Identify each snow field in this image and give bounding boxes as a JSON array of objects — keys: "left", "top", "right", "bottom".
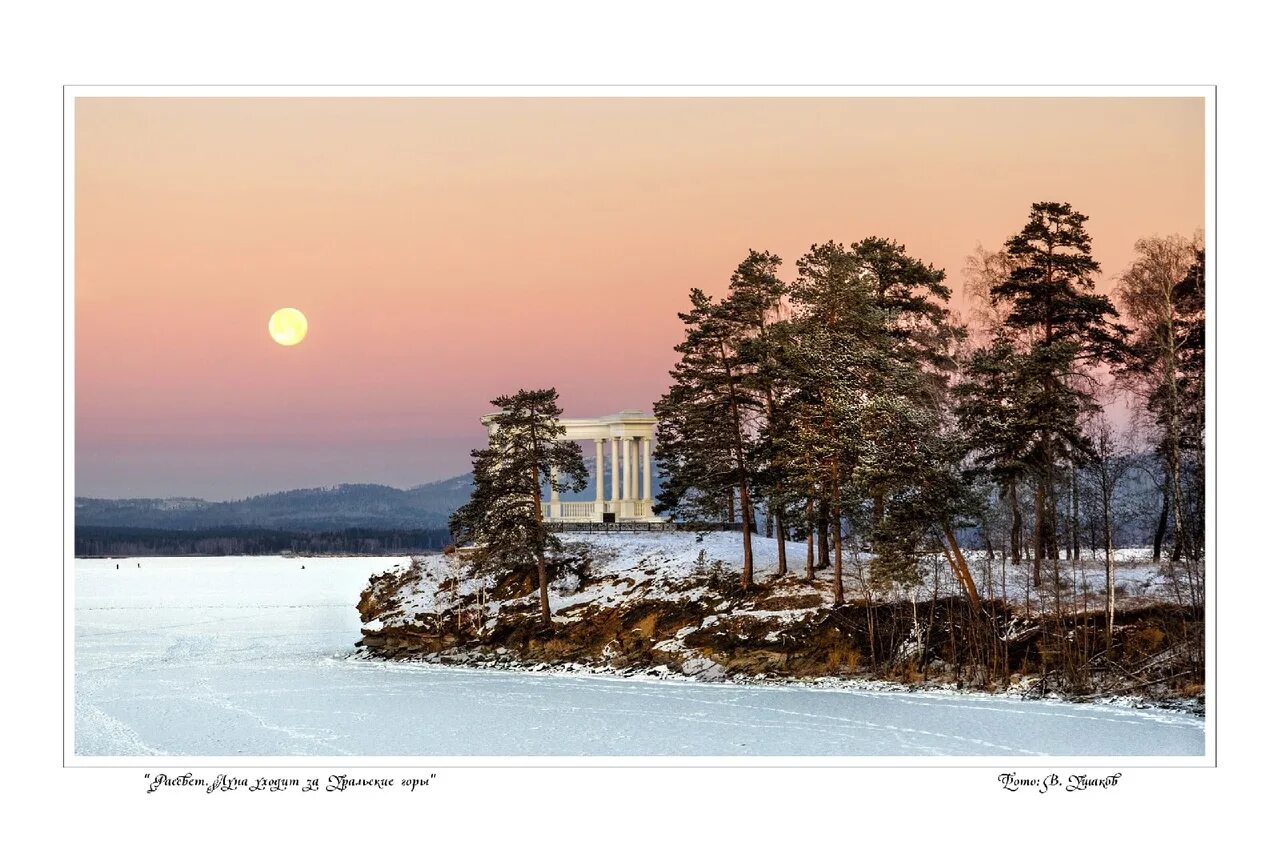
[{"left": 74, "top": 545, "right": 1203, "bottom": 756}]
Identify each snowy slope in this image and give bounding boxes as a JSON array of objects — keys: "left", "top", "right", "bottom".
[{"left": 371, "top": 532, "right": 1180, "bottom": 631}]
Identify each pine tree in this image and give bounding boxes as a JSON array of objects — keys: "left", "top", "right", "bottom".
[
  {"left": 654, "top": 288, "right": 760, "bottom": 587},
  {"left": 958, "top": 244, "right": 1036, "bottom": 566},
  {"left": 768, "top": 343, "right": 828, "bottom": 582},
  {"left": 847, "top": 237, "right": 965, "bottom": 578},
  {"left": 787, "top": 241, "right": 890, "bottom": 605},
  {"left": 990, "top": 202, "right": 1125, "bottom": 584},
  {"left": 723, "top": 249, "right": 792, "bottom": 576},
  {"left": 448, "top": 388, "right": 587, "bottom": 629},
  {"left": 860, "top": 395, "right": 981, "bottom": 609},
  {"left": 954, "top": 334, "right": 1037, "bottom": 565},
  {"left": 852, "top": 235, "right": 959, "bottom": 382}
]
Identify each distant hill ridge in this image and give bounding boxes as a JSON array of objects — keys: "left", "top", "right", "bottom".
[
  {"left": 76, "top": 476, "right": 474, "bottom": 532},
  {"left": 75, "top": 460, "right": 619, "bottom": 532}
]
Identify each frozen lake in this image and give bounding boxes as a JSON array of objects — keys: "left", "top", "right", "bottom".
[{"left": 74, "top": 556, "right": 1205, "bottom": 757}]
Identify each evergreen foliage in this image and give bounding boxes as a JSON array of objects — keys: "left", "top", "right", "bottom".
[
  {"left": 449, "top": 388, "right": 587, "bottom": 628},
  {"left": 987, "top": 201, "right": 1127, "bottom": 581},
  {"left": 653, "top": 286, "right": 761, "bottom": 587},
  {"left": 442, "top": 200, "right": 1205, "bottom": 687},
  {"left": 440, "top": 201, "right": 1204, "bottom": 662}
]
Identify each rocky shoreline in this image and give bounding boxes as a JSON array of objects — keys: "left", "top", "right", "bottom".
[
  {"left": 349, "top": 645, "right": 1205, "bottom": 717},
  {"left": 355, "top": 532, "right": 1204, "bottom": 713}
]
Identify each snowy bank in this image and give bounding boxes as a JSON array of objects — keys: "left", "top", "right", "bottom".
[{"left": 355, "top": 532, "right": 1203, "bottom": 708}]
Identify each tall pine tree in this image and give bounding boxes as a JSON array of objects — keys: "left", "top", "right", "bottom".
[
  {"left": 990, "top": 201, "right": 1124, "bottom": 584},
  {"left": 449, "top": 388, "right": 587, "bottom": 629},
  {"left": 723, "top": 250, "right": 792, "bottom": 576},
  {"left": 848, "top": 237, "right": 965, "bottom": 578},
  {"left": 787, "top": 241, "right": 890, "bottom": 605},
  {"left": 954, "top": 334, "right": 1037, "bottom": 564},
  {"left": 654, "top": 288, "right": 760, "bottom": 587}
]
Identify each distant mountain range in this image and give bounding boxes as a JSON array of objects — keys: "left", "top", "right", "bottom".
[
  {"left": 76, "top": 476, "right": 475, "bottom": 532},
  {"left": 75, "top": 460, "right": 630, "bottom": 532}
]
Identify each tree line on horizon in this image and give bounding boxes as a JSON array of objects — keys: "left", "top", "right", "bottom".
[{"left": 75, "top": 525, "right": 453, "bottom": 557}]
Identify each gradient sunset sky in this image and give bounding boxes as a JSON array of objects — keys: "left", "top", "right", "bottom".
[{"left": 75, "top": 96, "right": 1205, "bottom": 499}]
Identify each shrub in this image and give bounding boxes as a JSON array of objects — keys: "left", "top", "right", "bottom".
[
  {"left": 1124, "top": 624, "right": 1166, "bottom": 664},
  {"left": 825, "top": 646, "right": 861, "bottom": 673}
]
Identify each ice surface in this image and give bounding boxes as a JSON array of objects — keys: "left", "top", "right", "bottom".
[{"left": 74, "top": 554, "right": 1204, "bottom": 757}]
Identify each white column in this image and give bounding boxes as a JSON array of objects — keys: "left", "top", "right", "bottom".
[
  {"left": 629, "top": 438, "right": 638, "bottom": 501},
  {"left": 610, "top": 437, "right": 619, "bottom": 506},
  {"left": 595, "top": 439, "right": 605, "bottom": 502},
  {"left": 642, "top": 436, "right": 652, "bottom": 502},
  {"left": 549, "top": 464, "right": 560, "bottom": 519},
  {"left": 622, "top": 438, "right": 633, "bottom": 507},
  {"left": 594, "top": 438, "right": 605, "bottom": 518}
]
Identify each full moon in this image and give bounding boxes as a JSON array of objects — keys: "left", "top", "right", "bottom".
[{"left": 268, "top": 307, "right": 308, "bottom": 346}]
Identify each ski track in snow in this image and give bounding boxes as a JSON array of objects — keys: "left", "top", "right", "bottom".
[
  {"left": 76, "top": 700, "right": 163, "bottom": 756},
  {"left": 73, "top": 553, "right": 1205, "bottom": 757}
]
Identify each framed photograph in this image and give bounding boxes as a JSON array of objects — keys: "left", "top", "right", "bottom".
[{"left": 67, "top": 87, "right": 1211, "bottom": 769}]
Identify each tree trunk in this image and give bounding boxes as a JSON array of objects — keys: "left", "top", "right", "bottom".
[
  {"left": 817, "top": 500, "right": 830, "bottom": 568},
  {"left": 1167, "top": 455, "right": 1187, "bottom": 564},
  {"left": 537, "top": 552, "right": 551, "bottom": 629},
  {"left": 1047, "top": 481, "right": 1060, "bottom": 563},
  {"left": 1045, "top": 473, "right": 1061, "bottom": 584},
  {"left": 1034, "top": 282, "right": 1054, "bottom": 584},
  {"left": 1032, "top": 480, "right": 1045, "bottom": 586},
  {"left": 756, "top": 320, "right": 787, "bottom": 581},
  {"left": 830, "top": 465, "right": 844, "bottom": 606},
  {"left": 1009, "top": 482, "right": 1022, "bottom": 565},
  {"left": 1070, "top": 462, "right": 1081, "bottom": 562},
  {"left": 1153, "top": 480, "right": 1169, "bottom": 561},
  {"left": 532, "top": 464, "right": 551, "bottom": 629},
  {"left": 1164, "top": 294, "right": 1190, "bottom": 570},
  {"left": 716, "top": 336, "right": 754, "bottom": 589},
  {"left": 1190, "top": 448, "right": 1206, "bottom": 567},
  {"left": 1168, "top": 455, "right": 1183, "bottom": 562},
  {"left": 805, "top": 495, "right": 816, "bottom": 581},
  {"left": 775, "top": 509, "right": 788, "bottom": 577},
  {"left": 738, "top": 481, "right": 754, "bottom": 589},
  {"left": 1103, "top": 490, "right": 1115, "bottom": 654},
  {"left": 942, "top": 522, "right": 981, "bottom": 612}
]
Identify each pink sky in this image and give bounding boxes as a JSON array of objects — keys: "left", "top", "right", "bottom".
[{"left": 75, "top": 97, "right": 1205, "bottom": 499}]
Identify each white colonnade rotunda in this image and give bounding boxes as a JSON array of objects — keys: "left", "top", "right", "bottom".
[{"left": 481, "top": 410, "right": 664, "bottom": 522}]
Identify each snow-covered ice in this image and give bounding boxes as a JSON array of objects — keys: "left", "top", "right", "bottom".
[{"left": 74, "top": 554, "right": 1204, "bottom": 757}]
